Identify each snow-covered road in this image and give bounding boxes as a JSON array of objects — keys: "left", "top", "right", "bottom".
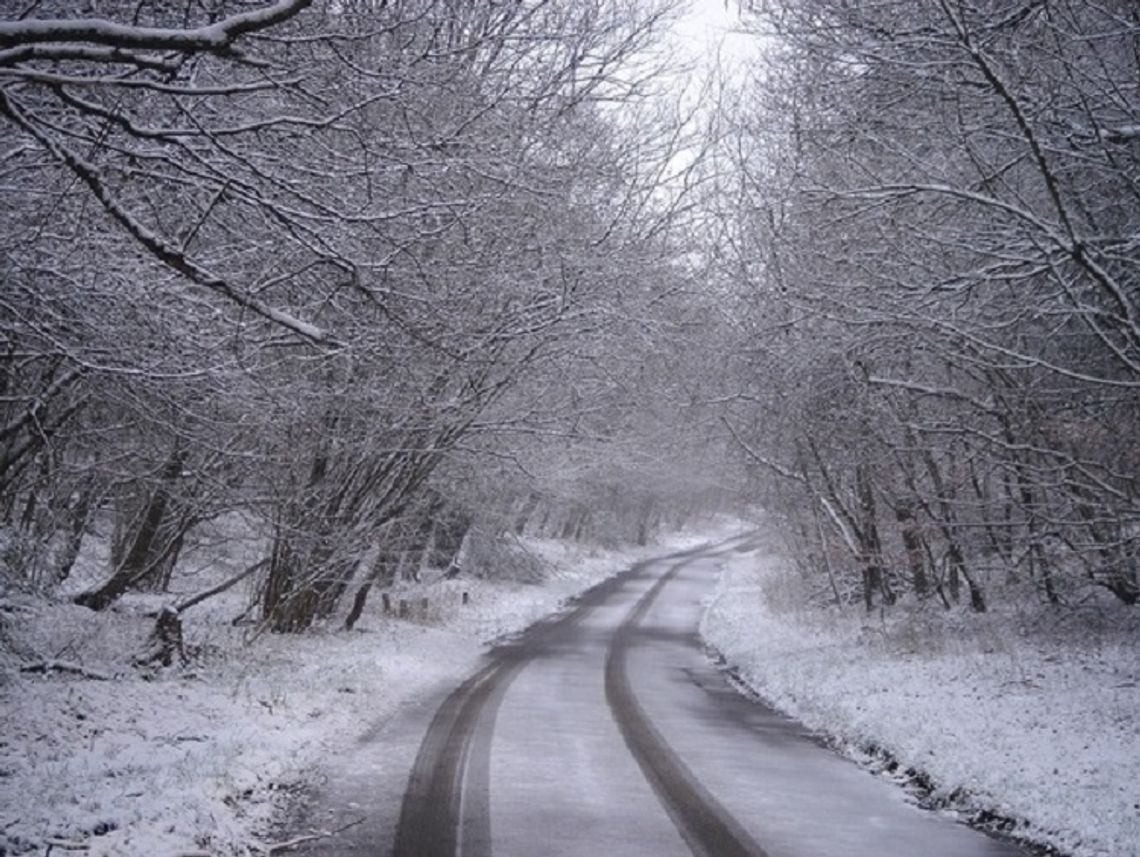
[{"left": 300, "top": 537, "right": 1031, "bottom": 856}]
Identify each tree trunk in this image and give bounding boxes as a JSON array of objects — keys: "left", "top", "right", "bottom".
[
  {"left": 343, "top": 581, "right": 373, "bottom": 631},
  {"left": 895, "top": 500, "right": 928, "bottom": 598},
  {"left": 345, "top": 540, "right": 401, "bottom": 631},
  {"left": 75, "top": 471, "right": 190, "bottom": 612},
  {"left": 134, "top": 606, "right": 185, "bottom": 667},
  {"left": 855, "top": 464, "right": 892, "bottom": 610},
  {"left": 635, "top": 498, "right": 654, "bottom": 546},
  {"left": 512, "top": 492, "right": 540, "bottom": 536},
  {"left": 918, "top": 449, "right": 984, "bottom": 611},
  {"left": 52, "top": 483, "right": 99, "bottom": 584}
]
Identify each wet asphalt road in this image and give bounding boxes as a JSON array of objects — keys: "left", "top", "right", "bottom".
[{"left": 296, "top": 537, "right": 1032, "bottom": 857}]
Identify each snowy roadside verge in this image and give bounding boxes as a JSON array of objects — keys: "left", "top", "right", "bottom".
[
  {"left": 0, "top": 532, "right": 710, "bottom": 857},
  {"left": 699, "top": 543, "right": 1140, "bottom": 857}
]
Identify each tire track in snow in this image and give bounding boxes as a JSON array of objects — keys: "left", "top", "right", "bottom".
[
  {"left": 391, "top": 538, "right": 750, "bottom": 857},
  {"left": 604, "top": 556, "right": 771, "bottom": 857},
  {"left": 391, "top": 654, "right": 522, "bottom": 857},
  {"left": 390, "top": 552, "right": 680, "bottom": 857}
]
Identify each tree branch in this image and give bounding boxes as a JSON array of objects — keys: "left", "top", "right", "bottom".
[
  {"left": 0, "top": 0, "right": 313, "bottom": 52},
  {"left": 0, "top": 88, "right": 338, "bottom": 346},
  {"left": 720, "top": 416, "right": 806, "bottom": 483}
]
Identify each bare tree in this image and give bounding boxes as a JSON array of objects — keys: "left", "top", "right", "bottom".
[{"left": 717, "top": 0, "right": 1140, "bottom": 610}]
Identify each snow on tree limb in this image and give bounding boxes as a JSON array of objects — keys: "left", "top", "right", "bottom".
[
  {"left": 0, "top": 0, "right": 313, "bottom": 52},
  {"left": 0, "top": 87, "right": 337, "bottom": 346}
]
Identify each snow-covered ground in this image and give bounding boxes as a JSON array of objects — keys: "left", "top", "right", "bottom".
[
  {"left": 10, "top": 521, "right": 1128, "bottom": 857},
  {"left": 701, "top": 540, "right": 1140, "bottom": 857},
  {"left": 0, "top": 529, "right": 712, "bottom": 857}
]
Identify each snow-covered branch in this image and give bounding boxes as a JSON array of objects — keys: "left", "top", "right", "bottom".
[
  {"left": 720, "top": 417, "right": 805, "bottom": 484},
  {"left": 0, "top": 0, "right": 312, "bottom": 53},
  {"left": 0, "top": 88, "right": 336, "bottom": 346}
]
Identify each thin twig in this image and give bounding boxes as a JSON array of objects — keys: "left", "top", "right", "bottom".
[{"left": 254, "top": 816, "right": 366, "bottom": 854}]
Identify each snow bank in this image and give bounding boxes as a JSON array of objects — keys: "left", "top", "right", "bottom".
[
  {"left": 700, "top": 543, "right": 1140, "bottom": 857},
  {"left": 0, "top": 530, "right": 709, "bottom": 856}
]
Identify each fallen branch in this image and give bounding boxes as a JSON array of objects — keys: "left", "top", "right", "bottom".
[
  {"left": 253, "top": 816, "right": 365, "bottom": 854},
  {"left": 44, "top": 838, "right": 89, "bottom": 853},
  {"left": 20, "top": 660, "right": 111, "bottom": 681},
  {"left": 175, "top": 558, "right": 269, "bottom": 614}
]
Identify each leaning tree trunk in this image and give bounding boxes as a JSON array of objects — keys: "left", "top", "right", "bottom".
[
  {"left": 75, "top": 453, "right": 191, "bottom": 610},
  {"left": 431, "top": 508, "right": 471, "bottom": 574},
  {"left": 810, "top": 496, "right": 843, "bottom": 606},
  {"left": 52, "top": 481, "right": 100, "bottom": 585},
  {"left": 634, "top": 498, "right": 654, "bottom": 546},
  {"left": 344, "top": 541, "right": 402, "bottom": 631},
  {"left": 919, "top": 449, "right": 986, "bottom": 613}
]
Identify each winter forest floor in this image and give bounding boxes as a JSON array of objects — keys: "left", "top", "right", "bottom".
[
  {"left": 702, "top": 538, "right": 1140, "bottom": 857},
  {"left": 2, "top": 524, "right": 1137, "bottom": 857}
]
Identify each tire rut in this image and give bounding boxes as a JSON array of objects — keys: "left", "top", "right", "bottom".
[
  {"left": 390, "top": 538, "right": 752, "bottom": 857},
  {"left": 390, "top": 553, "right": 670, "bottom": 856},
  {"left": 392, "top": 656, "right": 523, "bottom": 857},
  {"left": 604, "top": 556, "right": 771, "bottom": 857}
]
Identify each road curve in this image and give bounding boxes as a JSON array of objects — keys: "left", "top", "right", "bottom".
[
  {"left": 391, "top": 541, "right": 719, "bottom": 857},
  {"left": 295, "top": 537, "right": 1033, "bottom": 857},
  {"left": 385, "top": 536, "right": 1031, "bottom": 857}
]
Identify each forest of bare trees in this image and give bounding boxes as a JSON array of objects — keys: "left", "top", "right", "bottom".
[
  {"left": 1, "top": 0, "right": 728, "bottom": 638},
  {"left": 719, "top": 0, "right": 1139, "bottom": 612},
  {"left": 2, "top": 0, "right": 1137, "bottom": 647}
]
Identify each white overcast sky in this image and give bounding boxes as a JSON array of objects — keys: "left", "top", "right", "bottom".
[{"left": 667, "top": 0, "right": 754, "bottom": 70}]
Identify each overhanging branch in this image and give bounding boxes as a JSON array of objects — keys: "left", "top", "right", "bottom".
[{"left": 0, "top": 0, "right": 313, "bottom": 52}]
